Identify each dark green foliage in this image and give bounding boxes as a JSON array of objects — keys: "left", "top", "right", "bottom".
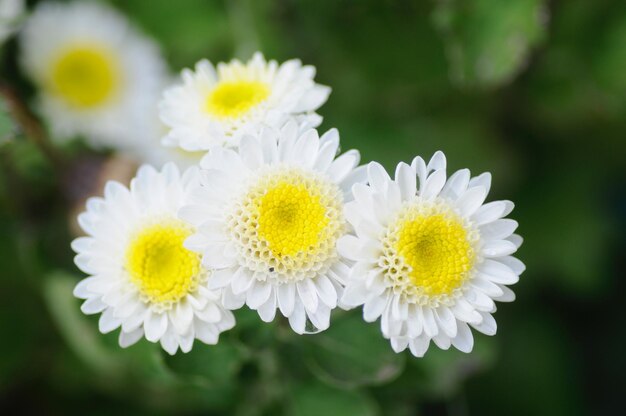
[{"left": 1, "top": 0, "right": 623, "bottom": 415}]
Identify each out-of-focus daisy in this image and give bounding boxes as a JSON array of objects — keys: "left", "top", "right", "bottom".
[
  {"left": 159, "top": 52, "right": 330, "bottom": 151},
  {"left": 72, "top": 164, "right": 235, "bottom": 354},
  {"left": 0, "top": 0, "right": 24, "bottom": 44},
  {"left": 19, "top": 1, "right": 166, "bottom": 149},
  {"left": 180, "top": 121, "right": 366, "bottom": 333},
  {"left": 339, "top": 152, "right": 524, "bottom": 356}
]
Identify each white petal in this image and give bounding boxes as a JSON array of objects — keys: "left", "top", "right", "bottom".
[
  {"left": 480, "top": 219, "right": 518, "bottom": 241},
  {"left": 277, "top": 283, "right": 296, "bottom": 317},
  {"left": 408, "top": 335, "right": 430, "bottom": 357},
  {"left": 367, "top": 162, "right": 390, "bottom": 192},
  {"left": 98, "top": 308, "right": 121, "bottom": 334},
  {"left": 420, "top": 169, "right": 446, "bottom": 200},
  {"left": 247, "top": 280, "right": 272, "bottom": 309},
  {"left": 435, "top": 307, "right": 457, "bottom": 338},
  {"left": 297, "top": 279, "right": 319, "bottom": 313},
  {"left": 469, "top": 172, "right": 491, "bottom": 195},
  {"left": 363, "top": 293, "right": 389, "bottom": 322},
  {"left": 222, "top": 285, "right": 246, "bottom": 309},
  {"left": 314, "top": 275, "right": 338, "bottom": 309},
  {"left": 451, "top": 322, "right": 474, "bottom": 353},
  {"left": 471, "top": 312, "right": 497, "bottom": 336},
  {"left": 457, "top": 187, "right": 488, "bottom": 217},
  {"left": 258, "top": 291, "right": 277, "bottom": 322},
  {"left": 327, "top": 150, "right": 360, "bottom": 182},
  {"left": 118, "top": 328, "right": 143, "bottom": 348},
  {"left": 395, "top": 162, "right": 416, "bottom": 201},
  {"left": 80, "top": 297, "right": 107, "bottom": 314},
  {"left": 482, "top": 240, "right": 518, "bottom": 257},
  {"left": 433, "top": 333, "right": 452, "bottom": 350},
  {"left": 341, "top": 282, "right": 371, "bottom": 307},
  {"left": 451, "top": 299, "right": 482, "bottom": 324},
  {"left": 231, "top": 268, "right": 255, "bottom": 295},
  {"left": 498, "top": 256, "right": 526, "bottom": 275},
  {"left": 441, "top": 169, "right": 470, "bottom": 200},
  {"left": 427, "top": 151, "right": 447, "bottom": 171},
  {"left": 478, "top": 259, "right": 519, "bottom": 285},
  {"left": 144, "top": 312, "right": 168, "bottom": 342},
  {"left": 421, "top": 307, "right": 439, "bottom": 337},
  {"left": 208, "top": 268, "right": 234, "bottom": 290},
  {"left": 288, "top": 301, "right": 306, "bottom": 334},
  {"left": 160, "top": 331, "right": 179, "bottom": 355},
  {"left": 171, "top": 301, "right": 194, "bottom": 334},
  {"left": 494, "top": 286, "right": 516, "bottom": 302},
  {"left": 390, "top": 337, "right": 410, "bottom": 353},
  {"left": 202, "top": 243, "right": 237, "bottom": 268}
]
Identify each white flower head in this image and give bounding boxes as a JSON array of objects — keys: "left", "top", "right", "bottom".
[
  {"left": 159, "top": 52, "right": 331, "bottom": 151},
  {"left": 339, "top": 151, "right": 524, "bottom": 357},
  {"left": 0, "top": 0, "right": 24, "bottom": 44},
  {"left": 72, "top": 163, "right": 235, "bottom": 354},
  {"left": 20, "top": 1, "right": 167, "bottom": 149},
  {"left": 180, "top": 121, "right": 367, "bottom": 334}
]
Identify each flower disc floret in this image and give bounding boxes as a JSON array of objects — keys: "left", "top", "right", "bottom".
[
  {"left": 380, "top": 199, "right": 478, "bottom": 307},
  {"left": 126, "top": 218, "right": 204, "bottom": 309},
  {"left": 226, "top": 166, "right": 344, "bottom": 283}
]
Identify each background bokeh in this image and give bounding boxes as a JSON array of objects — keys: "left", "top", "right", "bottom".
[{"left": 1, "top": 0, "right": 625, "bottom": 415}]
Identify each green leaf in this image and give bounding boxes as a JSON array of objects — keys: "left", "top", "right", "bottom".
[
  {"left": 303, "top": 311, "right": 405, "bottom": 388},
  {"left": 433, "top": 0, "right": 548, "bottom": 87},
  {"left": 43, "top": 271, "right": 173, "bottom": 386},
  {"left": 290, "top": 381, "right": 378, "bottom": 416},
  {"left": 164, "top": 339, "right": 248, "bottom": 386},
  {"left": 412, "top": 335, "right": 497, "bottom": 398}
]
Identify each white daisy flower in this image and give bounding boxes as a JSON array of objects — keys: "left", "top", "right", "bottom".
[
  {"left": 19, "top": 1, "right": 166, "bottom": 149},
  {"left": 0, "top": 0, "right": 24, "bottom": 44},
  {"left": 72, "top": 163, "right": 235, "bottom": 354},
  {"left": 159, "top": 52, "right": 331, "bottom": 151},
  {"left": 179, "top": 121, "right": 367, "bottom": 334},
  {"left": 338, "top": 151, "right": 524, "bottom": 357}
]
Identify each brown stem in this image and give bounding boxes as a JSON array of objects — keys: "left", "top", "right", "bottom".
[{"left": 0, "top": 82, "right": 64, "bottom": 173}]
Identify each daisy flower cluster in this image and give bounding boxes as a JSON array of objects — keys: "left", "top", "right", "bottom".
[{"left": 15, "top": 2, "right": 523, "bottom": 356}]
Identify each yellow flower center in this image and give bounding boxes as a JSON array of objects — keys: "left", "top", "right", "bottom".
[
  {"left": 227, "top": 168, "right": 343, "bottom": 282},
  {"left": 205, "top": 81, "right": 270, "bottom": 119},
  {"left": 381, "top": 201, "right": 477, "bottom": 305},
  {"left": 258, "top": 183, "right": 330, "bottom": 257},
  {"left": 125, "top": 219, "right": 202, "bottom": 306},
  {"left": 51, "top": 45, "right": 119, "bottom": 108},
  {"left": 396, "top": 214, "right": 474, "bottom": 296}
]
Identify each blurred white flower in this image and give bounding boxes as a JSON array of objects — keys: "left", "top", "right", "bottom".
[
  {"left": 159, "top": 52, "right": 330, "bottom": 151},
  {"left": 179, "top": 121, "right": 366, "bottom": 334},
  {"left": 19, "top": 1, "right": 167, "bottom": 149},
  {"left": 339, "top": 152, "right": 524, "bottom": 357},
  {"left": 72, "top": 163, "right": 235, "bottom": 354},
  {"left": 0, "top": 0, "right": 23, "bottom": 44}
]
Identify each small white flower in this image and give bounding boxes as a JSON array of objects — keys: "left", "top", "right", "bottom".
[
  {"left": 339, "top": 151, "right": 524, "bottom": 357},
  {"left": 179, "top": 121, "right": 367, "bottom": 334},
  {"left": 72, "top": 163, "right": 235, "bottom": 354},
  {"left": 19, "top": 1, "right": 166, "bottom": 149},
  {"left": 0, "top": 0, "right": 24, "bottom": 44},
  {"left": 159, "top": 52, "right": 331, "bottom": 151}
]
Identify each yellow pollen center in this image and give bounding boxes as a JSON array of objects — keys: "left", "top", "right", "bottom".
[
  {"left": 205, "top": 81, "right": 270, "bottom": 118},
  {"left": 395, "top": 213, "right": 474, "bottom": 297},
  {"left": 257, "top": 182, "right": 329, "bottom": 258},
  {"left": 227, "top": 168, "right": 343, "bottom": 281},
  {"left": 126, "top": 220, "right": 202, "bottom": 305},
  {"left": 51, "top": 46, "right": 119, "bottom": 108}
]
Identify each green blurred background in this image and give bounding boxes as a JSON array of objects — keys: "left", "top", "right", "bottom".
[{"left": 1, "top": 0, "right": 625, "bottom": 415}]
